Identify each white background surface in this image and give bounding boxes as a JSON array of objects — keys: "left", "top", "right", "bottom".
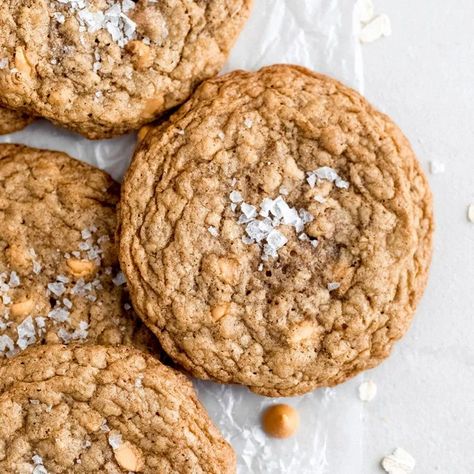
[
  {"left": 1, "top": 0, "right": 473, "bottom": 472},
  {"left": 360, "top": 1, "right": 474, "bottom": 472}
]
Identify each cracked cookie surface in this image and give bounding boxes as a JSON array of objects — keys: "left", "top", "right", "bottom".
[
  {"left": 0, "top": 144, "right": 159, "bottom": 358},
  {"left": 0, "top": 106, "right": 33, "bottom": 135},
  {"left": 0, "top": 0, "right": 252, "bottom": 139},
  {"left": 0, "top": 344, "right": 236, "bottom": 473},
  {"left": 120, "top": 65, "right": 434, "bottom": 397}
]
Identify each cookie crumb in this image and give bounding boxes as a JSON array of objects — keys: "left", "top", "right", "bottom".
[
  {"left": 360, "top": 14, "right": 392, "bottom": 43},
  {"left": 358, "top": 380, "right": 377, "bottom": 401},
  {"left": 381, "top": 448, "right": 416, "bottom": 473},
  {"left": 429, "top": 161, "right": 445, "bottom": 175},
  {"left": 467, "top": 204, "right": 474, "bottom": 223}
]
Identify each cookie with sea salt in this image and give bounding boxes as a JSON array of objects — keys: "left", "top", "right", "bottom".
[
  {"left": 0, "top": 344, "right": 236, "bottom": 473},
  {"left": 0, "top": 106, "right": 33, "bottom": 135},
  {"left": 119, "top": 65, "right": 434, "bottom": 397},
  {"left": 0, "top": 0, "right": 252, "bottom": 139},
  {"left": 0, "top": 144, "right": 159, "bottom": 358}
]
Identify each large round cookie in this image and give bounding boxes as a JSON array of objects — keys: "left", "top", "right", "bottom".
[
  {"left": 0, "top": 106, "right": 33, "bottom": 135},
  {"left": 0, "top": 0, "right": 252, "bottom": 139},
  {"left": 0, "top": 344, "right": 236, "bottom": 473},
  {"left": 0, "top": 144, "right": 158, "bottom": 358},
  {"left": 119, "top": 65, "right": 434, "bottom": 397}
]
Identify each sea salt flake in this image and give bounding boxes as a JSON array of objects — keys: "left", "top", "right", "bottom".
[
  {"left": 0, "top": 58, "right": 9, "bottom": 69},
  {"left": 48, "top": 307, "right": 70, "bottom": 323},
  {"left": 35, "top": 317, "right": 46, "bottom": 329},
  {"left": 359, "top": 380, "right": 377, "bottom": 401},
  {"left": 266, "top": 230, "right": 288, "bottom": 250},
  {"left": 108, "top": 432, "right": 123, "bottom": 450},
  {"left": 100, "top": 420, "right": 110, "bottom": 432},
  {"left": 241, "top": 203, "right": 257, "bottom": 219},
  {"left": 229, "top": 191, "right": 243, "bottom": 203},
  {"left": 9, "top": 272, "right": 20, "bottom": 287},
  {"left": 208, "top": 226, "right": 219, "bottom": 237},
  {"left": 48, "top": 282, "right": 66, "bottom": 297},
  {"left": 259, "top": 197, "right": 275, "bottom": 217},
  {"left": 81, "top": 228, "right": 92, "bottom": 240},
  {"left": 335, "top": 177, "right": 350, "bottom": 189},
  {"left": 17, "top": 316, "right": 36, "bottom": 350},
  {"left": 112, "top": 272, "right": 127, "bottom": 286},
  {"left": 32, "top": 466, "right": 48, "bottom": 474},
  {"left": 0, "top": 335, "right": 14, "bottom": 353},
  {"left": 310, "top": 239, "right": 319, "bottom": 248},
  {"left": 279, "top": 186, "right": 289, "bottom": 195},
  {"left": 381, "top": 448, "right": 416, "bottom": 474},
  {"left": 327, "top": 282, "right": 340, "bottom": 292},
  {"left": 32, "top": 454, "right": 43, "bottom": 465},
  {"left": 309, "top": 173, "right": 321, "bottom": 190},
  {"left": 33, "top": 261, "right": 42, "bottom": 274}
]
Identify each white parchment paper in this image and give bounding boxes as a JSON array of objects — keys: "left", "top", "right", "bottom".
[{"left": 0, "top": 2, "right": 364, "bottom": 472}]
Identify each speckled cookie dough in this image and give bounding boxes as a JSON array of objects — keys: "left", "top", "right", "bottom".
[
  {"left": 0, "top": 144, "right": 159, "bottom": 358},
  {"left": 0, "top": 0, "right": 252, "bottom": 139},
  {"left": 119, "top": 65, "right": 434, "bottom": 397},
  {"left": 0, "top": 344, "right": 236, "bottom": 473},
  {"left": 0, "top": 106, "right": 33, "bottom": 135}
]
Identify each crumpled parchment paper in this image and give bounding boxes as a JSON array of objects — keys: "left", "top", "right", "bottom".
[{"left": 0, "top": 1, "right": 364, "bottom": 472}]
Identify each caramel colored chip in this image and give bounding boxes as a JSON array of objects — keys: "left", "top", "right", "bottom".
[
  {"left": 262, "top": 404, "right": 300, "bottom": 439},
  {"left": 114, "top": 442, "right": 144, "bottom": 472}
]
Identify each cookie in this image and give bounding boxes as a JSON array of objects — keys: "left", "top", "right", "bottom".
[
  {"left": 0, "top": 106, "right": 33, "bottom": 135},
  {"left": 119, "top": 65, "right": 434, "bottom": 397},
  {"left": 0, "top": 344, "right": 236, "bottom": 473},
  {"left": 0, "top": 0, "right": 252, "bottom": 139},
  {"left": 0, "top": 144, "right": 159, "bottom": 358}
]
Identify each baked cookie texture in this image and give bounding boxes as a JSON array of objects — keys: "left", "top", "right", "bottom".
[
  {"left": 0, "top": 144, "right": 159, "bottom": 359},
  {"left": 0, "top": 106, "right": 33, "bottom": 135},
  {"left": 0, "top": 0, "right": 252, "bottom": 139},
  {"left": 120, "top": 65, "right": 434, "bottom": 397},
  {"left": 0, "top": 344, "right": 236, "bottom": 473}
]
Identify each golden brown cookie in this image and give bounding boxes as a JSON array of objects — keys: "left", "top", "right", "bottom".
[
  {"left": 0, "top": 106, "right": 33, "bottom": 135},
  {"left": 0, "top": 144, "right": 159, "bottom": 358},
  {"left": 119, "top": 65, "right": 434, "bottom": 397},
  {"left": 0, "top": 344, "right": 236, "bottom": 473},
  {"left": 0, "top": 0, "right": 252, "bottom": 139}
]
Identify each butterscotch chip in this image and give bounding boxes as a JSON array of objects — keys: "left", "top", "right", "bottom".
[
  {"left": 114, "top": 441, "right": 145, "bottom": 472},
  {"left": 0, "top": 1, "right": 252, "bottom": 139},
  {"left": 262, "top": 404, "right": 300, "bottom": 438},
  {"left": 0, "top": 345, "right": 236, "bottom": 473},
  {"left": 119, "top": 65, "right": 434, "bottom": 397},
  {"left": 66, "top": 258, "right": 97, "bottom": 278},
  {"left": 0, "top": 144, "right": 159, "bottom": 358},
  {"left": 0, "top": 106, "right": 33, "bottom": 135}
]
